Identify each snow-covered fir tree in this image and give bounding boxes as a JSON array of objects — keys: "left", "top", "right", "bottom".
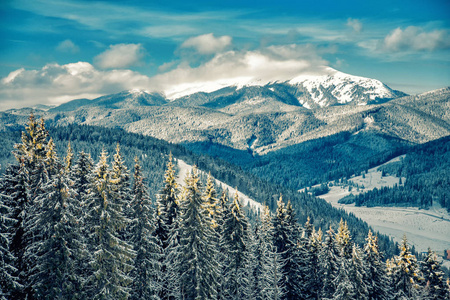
[
  {"left": 221, "top": 191, "right": 251, "bottom": 299},
  {"left": 129, "top": 157, "right": 162, "bottom": 300},
  {"left": 14, "top": 114, "right": 50, "bottom": 299},
  {"left": 250, "top": 205, "right": 284, "bottom": 300},
  {"left": 420, "top": 248, "right": 449, "bottom": 300},
  {"left": 70, "top": 151, "right": 94, "bottom": 207},
  {"left": 272, "top": 196, "right": 302, "bottom": 300},
  {"left": 29, "top": 158, "right": 86, "bottom": 299},
  {"left": 0, "top": 174, "right": 21, "bottom": 300},
  {"left": 155, "top": 153, "right": 179, "bottom": 300},
  {"left": 308, "top": 226, "right": 323, "bottom": 299},
  {"left": 363, "top": 230, "right": 389, "bottom": 300},
  {"left": 386, "top": 235, "right": 423, "bottom": 299},
  {"left": 84, "top": 149, "right": 135, "bottom": 300},
  {"left": 319, "top": 226, "right": 340, "bottom": 299},
  {"left": 173, "top": 167, "right": 220, "bottom": 300}
]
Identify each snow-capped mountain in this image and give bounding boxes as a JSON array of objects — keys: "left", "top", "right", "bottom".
[
  {"left": 166, "top": 68, "right": 406, "bottom": 109},
  {"left": 287, "top": 69, "right": 406, "bottom": 108},
  {"left": 44, "top": 68, "right": 406, "bottom": 112}
]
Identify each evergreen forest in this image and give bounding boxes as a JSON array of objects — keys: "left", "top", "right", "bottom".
[{"left": 1, "top": 115, "right": 450, "bottom": 299}]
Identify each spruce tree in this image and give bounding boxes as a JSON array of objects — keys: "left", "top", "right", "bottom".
[
  {"left": 64, "top": 142, "right": 74, "bottom": 173},
  {"left": 0, "top": 174, "right": 21, "bottom": 299},
  {"left": 71, "top": 151, "right": 94, "bottom": 207},
  {"left": 155, "top": 153, "right": 179, "bottom": 249},
  {"left": 155, "top": 153, "right": 179, "bottom": 300},
  {"left": 309, "top": 227, "right": 323, "bottom": 299},
  {"left": 129, "top": 157, "right": 162, "bottom": 300},
  {"left": 221, "top": 191, "right": 251, "bottom": 299},
  {"left": 30, "top": 160, "right": 85, "bottom": 299},
  {"left": 174, "top": 167, "right": 219, "bottom": 300},
  {"left": 14, "top": 114, "right": 50, "bottom": 299},
  {"left": 319, "top": 226, "right": 340, "bottom": 299},
  {"left": 272, "top": 196, "right": 302, "bottom": 300},
  {"left": 387, "top": 235, "right": 423, "bottom": 299},
  {"left": 349, "top": 244, "right": 369, "bottom": 300},
  {"left": 250, "top": 205, "right": 284, "bottom": 300},
  {"left": 420, "top": 248, "right": 448, "bottom": 299},
  {"left": 85, "top": 149, "right": 135, "bottom": 300},
  {"left": 363, "top": 230, "right": 389, "bottom": 300}
]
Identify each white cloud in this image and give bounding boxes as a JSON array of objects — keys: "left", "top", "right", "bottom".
[
  {"left": 152, "top": 44, "right": 329, "bottom": 99},
  {"left": 0, "top": 44, "right": 331, "bottom": 109},
  {"left": 0, "top": 62, "right": 152, "bottom": 110},
  {"left": 383, "top": 26, "right": 450, "bottom": 51},
  {"left": 181, "top": 33, "right": 232, "bottom": 54},
  {"left": 346, "top": 18, "right": 362, "bottom": 33},
  {"left": 56, "top": 39, "right": 80, "bottom": 53},
  {"left": 94, "top": 44, "right": 145, "bottom": 69}
]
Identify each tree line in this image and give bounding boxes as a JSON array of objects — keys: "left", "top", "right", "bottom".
[{"left": 1, "top": 115, "right": 449, "bottom": 299}]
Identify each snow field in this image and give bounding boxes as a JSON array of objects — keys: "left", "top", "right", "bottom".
[
  {"left": 318, "top": 155, "right": 450, "bottom": 253},
  {"left": 176, "top": 159, "right": 263, "bottom": 213}
]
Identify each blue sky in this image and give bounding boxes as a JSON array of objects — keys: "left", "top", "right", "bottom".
[{"left": 1, "top": 0, "right": 449, "bottom": 109}]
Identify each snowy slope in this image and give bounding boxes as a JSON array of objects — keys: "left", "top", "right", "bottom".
[
  {"left": 317, "top": 155, "right": 450, "bottom": 253},
  {"left": 176, "top": 159, "right": 263, "bottom": 213},
  {"left": 289, "top": 68, "right": 403, "bottom": 107},
  {"left": 165, "top": 67, "right": 405, "bottom": 108}
]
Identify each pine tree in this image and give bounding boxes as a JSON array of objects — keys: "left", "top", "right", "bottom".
[
  {"left": 387, "top": 235, "right": 423, "bottom": 299},
  {"left": 85, "top": 149, "right": 135, "bottom": 300},
  {"left": 30, "top": 160, "right": 85, "bottom": 299},
  {"left": 333, "top": 258, "right": 356, "bottom": 300},
  {"left": 0, "top": 174, "right": 21, "bottom": 300},
  {"left": 250, "top": 205, "right": 284, "bottom": 300},
  {"left": 420, "top": 248, "right": 448, "bottom": 299},
  {"left": 155, "top": 153, "right": 179, "bottom": 249},
  {"left": 155, "top": 153, "right": 180, "bottom": 300},
  {"left": 221, "top": 191, "right": 251, "bottom": 299},
  {"left": 363, "top": 230, "right": 389, "bottom": 300},
  {"left": 71, "top": 151, "right": 93, "bottom": 204},
  {"left": 203, "top": 173, "right": 220, "bottom": 230},
  {"left": 110, "top": 144, "right": 132, "bottom": 220},
  {"left": 336, "top": 219, "right": 352, "bottom": 259},
  {"left": 272, "top": 196, "right": 302, "bottom": 300},
  {"left": 319, "top": 226, "right": 340, "bottom": 299},
  {"left": 349, "top": 244, "right": 369, "bottom": 300},
  {"left": 174, "top": 167, "right": 219, "bottom": 300},
  {"left": 309, "top": 227, "right": 323, "bottom": 299},
  {"left": 13, "top": 114, "right": 50, "bottom": 299},
  {"left": 64, "top": 142, "right": 74, "bottom": 173},
  {"left": 129, "top": 157, "right": 162, "bottom": 300}
]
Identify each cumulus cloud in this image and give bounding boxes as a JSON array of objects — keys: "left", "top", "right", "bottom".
[
  {"left": 181, "top": 33, "right": 232, "bottom": 54},
  {"left": 0, "top": 62, "right": 152, "bottom": 110},
  {"left": 0, "top": 44, "right": 331, "bottom": 109},
  {"left": 56, "top": 39, "right": 80, "bottom": 53},
  {"left": 346, "top": 18, "right": 362, "bottom": 33},
  {"left": 94, "top": 43, "right": 145, "bottom": 69},
  {"left": 152, "top": 44, "right": 329, "bottom": 99},
  {"left": 383, "top": 26, "right": 450, "bottom": 51}
]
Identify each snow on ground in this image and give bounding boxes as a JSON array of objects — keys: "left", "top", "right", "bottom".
[
  {"left": 317, "top": 155, "right": 450, "bottom": 254},
  {"left": 176, "top": 159, "right": 263, "bottom": 213},
  {"left": 319, "top": 186, "right": 450, "bottom": 253},
  {"left": 348, "top": 155, "right": 405, "bottom": 191}
]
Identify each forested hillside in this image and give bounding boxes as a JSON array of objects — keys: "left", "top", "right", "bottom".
[
  {"left": 1, "top": 114, "right": 449, "bottom": 299},
  {"left": 0, "top": 120, "right": 392, "bottom": 252},
  {"left": 350, "top": 136, "right": 450, "bottom": 211}
]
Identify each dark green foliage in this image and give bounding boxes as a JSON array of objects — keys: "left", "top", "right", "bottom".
[
  {"left": 354, "top": 136, "right": 450, "bottom": 211},
  {"left": 129, "top": 158, "right": 162, "bottom": 300}
]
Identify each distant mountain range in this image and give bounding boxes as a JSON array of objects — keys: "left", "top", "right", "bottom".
[{"left": 1, "top": 71, "right": 448, "bottom": 188}]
